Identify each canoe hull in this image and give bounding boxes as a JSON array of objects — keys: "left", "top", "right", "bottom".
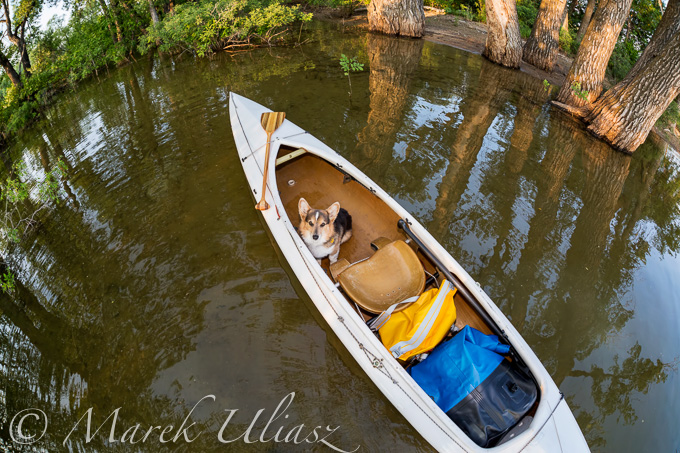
[{"left": 229, "top": 92, "right": 589, "bottom": 452}]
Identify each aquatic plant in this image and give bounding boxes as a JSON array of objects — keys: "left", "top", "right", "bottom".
[{"left": 339, "top": 54, "right": 364, "bottom": 97}]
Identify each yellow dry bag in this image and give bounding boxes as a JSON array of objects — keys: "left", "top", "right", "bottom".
[{"left": 369, "top": 280, "right": 457, "bottom": 360}]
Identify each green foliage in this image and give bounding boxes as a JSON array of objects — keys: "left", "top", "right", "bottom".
[
  {"left": 474, "top": 0, "right": 485, "bottom": 23},
  {"left": 143, "top": 0, "right": 312, "bottom": 57},
  {"left": 59, "top": 7, "right": 127, "bottom": 82},
  {"left": 657, "top": 101, "right": 680, "bottom": 129},
  {"left": 302, "top": 0, "right": 366, "bottom": 15},
  {"left": 1, "top": 270, "right": 15, "bottom": 293},
  {"left": 606, "top": 40, "right": 639, "bottom": 83},
  {"left": 451, "top": 5, "right": 474, "bottom": 20},
  {"left": 423, "top": 0, "right": 484, "bottom": 20},
  {"left": 559, "top": 26, "right": 576, "bottom": 55},
  {"left": 516, "top": 0, "right": 539, "bottom": 38},
  {"left": 570, "top": 81, "right": 589, "bottom": 101},
  {"left": 625, "top": 0, "right": 663, "bottom": 49}
]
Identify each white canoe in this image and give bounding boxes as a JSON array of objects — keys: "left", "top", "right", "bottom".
[{"left": 229, "top": 92, "right": 589, "bottom": 452}]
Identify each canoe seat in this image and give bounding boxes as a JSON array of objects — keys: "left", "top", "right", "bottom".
[{"left": 330, "top": 239, "right": 426, "bottom": 314}]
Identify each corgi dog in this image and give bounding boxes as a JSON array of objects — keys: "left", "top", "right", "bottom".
[{"left": 298, "top": 198, "right": 352, "bottom": 264}]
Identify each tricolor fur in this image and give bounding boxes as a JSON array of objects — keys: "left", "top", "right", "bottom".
[{"left": 298, "top": 198, "right": 352, "bottom": 264}]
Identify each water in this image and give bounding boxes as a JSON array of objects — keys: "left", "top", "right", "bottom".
[{"left": 1, "top": 22, "right": 679, "bottom": 452}]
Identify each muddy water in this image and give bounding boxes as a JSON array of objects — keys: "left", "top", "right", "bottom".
[{"left": 1, "top": 22, "right": 679, "bottom": 452}]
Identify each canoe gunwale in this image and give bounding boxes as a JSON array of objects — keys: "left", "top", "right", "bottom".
[{"left": 229, "top": 92, "right": 587, "bottom": 452}]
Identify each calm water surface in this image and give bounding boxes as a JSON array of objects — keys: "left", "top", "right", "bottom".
[{"left": 1, "top": 22, "right": 679, "bottom": 452}]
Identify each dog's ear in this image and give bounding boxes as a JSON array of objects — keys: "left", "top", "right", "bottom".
[
  {"left": 327, "top": 202, "right": 340, "bottom": 223},
  {"left": 298, "top": 198, "right": 311, "bottom": 221}
]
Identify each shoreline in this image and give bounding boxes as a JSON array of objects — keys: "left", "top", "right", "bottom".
[{"left": 321, "top": 10, "right": 679, "bottom": 154}]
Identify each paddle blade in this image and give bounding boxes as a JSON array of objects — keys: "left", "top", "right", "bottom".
[{"left": 261, "top": 112, "right": 286, "bottom": 133}]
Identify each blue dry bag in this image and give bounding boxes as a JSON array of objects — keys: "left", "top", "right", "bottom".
[{"left": 410, "top": 326, "right": 537, "bottom": 447}]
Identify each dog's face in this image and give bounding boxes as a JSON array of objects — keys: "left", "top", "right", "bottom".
[{"left": 298, "top": 198, "right": 340, "bottom": 245}]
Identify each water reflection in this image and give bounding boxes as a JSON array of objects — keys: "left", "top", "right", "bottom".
[
  {"left": 0, "top": 22, "right": 679, "bottom": 452},
  {"left": 357, "top": 34, "right": 423, "bottom": 166}
]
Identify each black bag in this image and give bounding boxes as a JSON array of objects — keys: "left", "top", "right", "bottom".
[
  {"left": 445, "top": 359, "right": 537, "bottom": 447},
  {"left": 409, "top": 326, "right": 538, "bottom": 448}
]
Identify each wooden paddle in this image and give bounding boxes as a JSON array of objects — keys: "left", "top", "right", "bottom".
[{"left": 255, "top": 111, "right": 286, "bottom": 211}]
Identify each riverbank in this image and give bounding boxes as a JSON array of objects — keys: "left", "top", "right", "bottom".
[
  {"left": 422, "top": 13, "right": 680, "bottom": 153},
  {"left": 319, "top": 10, "right": 680, "bottom": 153},
  {"left": 424, "top": 13, "right": 573, "bottom": 88}
]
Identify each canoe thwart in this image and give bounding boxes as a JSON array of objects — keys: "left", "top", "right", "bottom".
[{"left": 275, "top": 148, "right": 307, "bottom": 167}]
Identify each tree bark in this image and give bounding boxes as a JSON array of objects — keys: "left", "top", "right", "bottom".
[
  {"left": 575, "top": 0, "right": 596, "bottom": 42},
  {"left": 147, "top": 0, "right": 162, "bottom": 47},
  {"left": 148, "top": 0, "right": 160, "bottom": 24},
  {"left": 0, "top": 51, "right": 23, "bottom": 88},
  {"left": 484, "top": 0, "right": 523, "bottom": 68},
  {"left": 8, "top": 37, "right": 32, "bottom": 76},
  {"left": 522, "top": 0, "right": 568, "bottom": 71},
  {"left": 556, "top": 0, "right": 632, "bottom": 106},
  {"left": 368, "top": 0, "right": 425, "bottom": 38},
  {"left": 580, "top": 32, "right": 680, "bottom": 152}
]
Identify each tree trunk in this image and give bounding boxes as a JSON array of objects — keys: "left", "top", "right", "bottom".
[
  {"left": 19, "top": 43, "right": 32, "bottom": 76},
  {"left": 575, "top": 0, "right": 596, "bottom": 41},
  {"left": 483, "top": 0, "right": 523, "bottom": 68},
  {"left": 147, "top": 0, "right": 162, "bottom": 47},
  {"left": 556, "top": 0, "right": 632, "bottom": 106},
  {"left": 579, "top": 25, "right": 680, "bottom": 152},
  {"left": 368, "top": 0, "right": 425, "bottom": 38},
  {"left": 148, "top": 0, "right": 160, "bottom": 24},
  {"left": 0, "top": 51, "right": 23, "bottom": 88},
  {"left": 8, "top": 32, "right": 32, "bottom": 77},
  {"left": 522, "top": 0, "right": 568, "bottom": 71}
]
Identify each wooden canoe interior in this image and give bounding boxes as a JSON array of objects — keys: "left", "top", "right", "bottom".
[
  {"left": 275, "top": 148, "right": 491, "bottom": 334},
  {"left": 275, "top": 147, "right": 492, "bottom": 339}
]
